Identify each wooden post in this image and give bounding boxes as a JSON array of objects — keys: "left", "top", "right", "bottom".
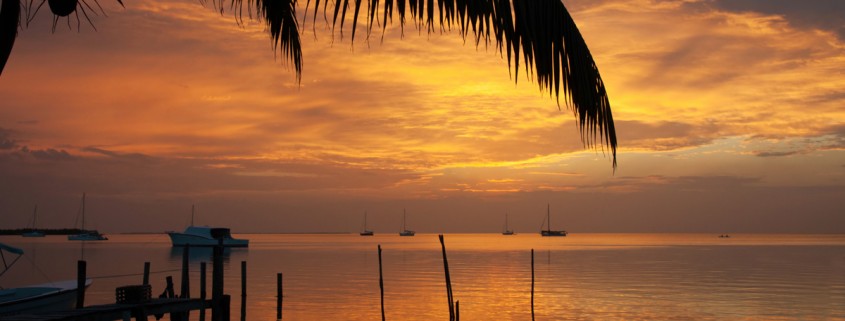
[
  {"left": 240, "top": 261, "right": 247, "bottom": 321},
  {"left": 165, "top": 276, "right": 176, "bottom": 298},
  {"left": 142, "top": 262, "right": 150, "bottom": 285},
  {"left": 439, "top": 234, "right": 454, "bottom": 321},
  {"left": 455, "top": 300, "right": 460, "bottom": 321},
  {"left": 200, "top": 262, "right": 207, "bottom": 321},
  {"left": 276, "top": 273, "right": 283, "bottom": 320},
  {"left": 211, "top": 239, "right": 224, "bottom": 321},
  {"left": 181, "top": 245, "right": 191, "bottom": 298},
  {"left": 531, "top": 249, "right": 535, "bottom": 321},
  {"left": 222, "top": 294, "right": 231, "bottom": 321},
  {"left": 378, "top": 245, "right": 385, "bottom": 321},
  {"left": 76, "top": 260, "right": 86, "bottom": 309}
]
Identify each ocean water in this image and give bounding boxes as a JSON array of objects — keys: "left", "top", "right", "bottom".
[{"left": 1, "top": 234, "right": 844, "bottom": 320}]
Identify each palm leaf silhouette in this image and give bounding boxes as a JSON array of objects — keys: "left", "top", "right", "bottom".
[{"left": 0, "top": 0, "right": 617, "bottom": 167}]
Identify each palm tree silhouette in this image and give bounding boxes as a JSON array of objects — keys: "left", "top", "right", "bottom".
[{"left": 0, "top": 0, "right": 616, "bottom": 167}]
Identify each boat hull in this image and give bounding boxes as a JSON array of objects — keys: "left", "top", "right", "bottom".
[
  {"left": 67, "top": 233, "right": 107, "bottom": 241},
  {"left": 0, "top": 279, "right": 91, "bottom": 316},
  {"left": 168, "top": 233, "right": 249, "bottom": 247},
  {"left": 541, "top": 230, "right": 567, "bottom": 237},
  {"left": 399, "top": 230, "right": 415, "bottom": 236},
  {"left": 21, "top": 231, "right": 45, "bottom": 237},
  {"left": 359, "top": 231, "right": 374, "bottom": 236}
]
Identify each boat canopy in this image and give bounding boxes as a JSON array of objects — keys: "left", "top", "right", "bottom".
[{"left": 0, "top": 243, "right": 24, "bottom": 255}]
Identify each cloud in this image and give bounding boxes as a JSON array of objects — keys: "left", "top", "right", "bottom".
[
  {"left": 708, "top": 0, "right": 845, "bottom": 40},
  {"left": 27, "top": 148, "right": 76, "bottom": 161},
  {"left": 0, "top": 128, "right": 18, "bottom": 150}
]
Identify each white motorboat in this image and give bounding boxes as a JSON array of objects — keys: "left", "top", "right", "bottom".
[
  {"left": 168, "top": 205, "right": 248, "bottom": 247},
  {"left": 168, "top": 226, "right": 249, "bottom": 247},
  {"left": 0, "top": 243, "right": 92, "bottom": 316}
]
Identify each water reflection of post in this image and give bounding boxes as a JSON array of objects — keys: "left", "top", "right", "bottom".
[{"left": 531, "top": 249, "right": 535, "bottom": 321}]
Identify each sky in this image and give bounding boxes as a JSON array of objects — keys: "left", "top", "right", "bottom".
[{"left": 0, "top": 0, "right": 843, "bottom": 234}]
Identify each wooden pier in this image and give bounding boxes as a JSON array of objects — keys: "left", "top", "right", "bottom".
[
  {"left": 3, "top": 242, "right": 233, "bottom": 321},
  {"left": 1, "top": 298, "right": 212, "bottom": 321}
]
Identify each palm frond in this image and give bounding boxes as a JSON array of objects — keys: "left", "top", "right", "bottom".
[
  {"left": 317, "top": 0, "right": 617, "bottom": 167},
  {"left": 0, "top": 0, "right": 20, "bottom": 76}
]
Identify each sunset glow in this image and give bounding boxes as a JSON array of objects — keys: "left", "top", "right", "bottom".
[{"left": 1, "top": 0, "right": 842, "bottom": 233}]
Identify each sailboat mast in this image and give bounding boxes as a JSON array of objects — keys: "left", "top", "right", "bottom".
[
  {"left": 364, "top": 211, "right": 368, "bottom": 230},
  {"left": 32, "top": 205, "right": 37, "bottom": 229},
  {"left": 403, "top": 208, "right": 406, "bottom": 231},
  {"left": 191, "top": 204, "right": 195, "bottom": 226},
  {"left": 547, "top": 204, "right": 550, "bottom": 233}
]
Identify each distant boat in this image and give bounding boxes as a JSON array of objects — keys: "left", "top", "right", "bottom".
[
  {"left": 359, "top": 211, "right": 374, "bottom": 236},
  {"left": 168, "top": 205, "right": 249, "bottom": 247},
  {"left": 0, "top": 243, "right": 92, "bottom": 316},
  {"left": 67, "top": 193, "right": 108, "bottom": 241},
  {"left": 399, "top": 209, "right": 415, "bottom": 236},
  {"left": 719, "top": 234, "right": 731, "bottom": 238},
  {"left": 540, "top": 204, "right": 567, "bottom": 237},
  {"left": 21, "top": 205, "right": 46, "bottom": 237},
  {"left": 502, "top": 213, "right": 514, "bottom": 235}
]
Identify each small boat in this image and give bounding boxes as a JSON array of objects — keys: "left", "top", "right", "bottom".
[
  {"left": 502, "top": 213, "right": 514, "bottom": 235},
  {"left": 21, "top": 205, "right": 46, "bottom": 238},
  {"left": 540, "top": 204, "right": 567, "bottom": 237},
  {"left": 399, "top": 209, "right": 415, "bottom": 236},
  {"left": 168, "top": 205, "right": 249, "bottom": 247},
  {"left": 67, "top": 193, "right": 108, "bottom": 241},
  {"left": 0, "top": 243, "right": 92, "bottom": 316},
  {"left": 359, "top": 211, "right": 374, "bottom": 236}
]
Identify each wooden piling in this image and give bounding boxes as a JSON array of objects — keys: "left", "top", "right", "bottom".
[
  {"left": 531, "top": 249, "right": 535, "bottom": 321},
  {"left": 222, "top": 295, "right": 231, "bottom": 321},
  {"left": 181, "top": 246, "right": 190, "bottom": 298},
  {"left": 276, "top": 273, "right": 283, "bottom": 320},
  {"left": 378, "top": 245, "right": 385, "bottom": 321},
  {"left": 76, "top": 260, "right": 86, "bottom": 309},
  {"left": 240, "top": 261, "right": 247, "bottom": 321},
  {"left": 455, "top": 300, "right": 460, "bottom": 321},
  {"left": 211, "top": 239, "right": 224, "bottom": 321},
  {"left": 142, "top": 262, "right": 150, "bottom": 285},
  {"left": 200, "top": 262, "right": 207, "bottom": 321},
  {"left": 165, "top": 276, "right": 176, "bottom": 298},
  {"left": 439, "top": 234, "right": 455, "bottom": 321}
]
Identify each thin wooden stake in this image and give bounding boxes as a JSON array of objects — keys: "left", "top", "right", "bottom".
[
  {"left": 531, "top": 248, "right": 535, "bottom": 321},
  {"left": 142, "top": 262, "right": 150, "bottom": 285},
  {"left": 181, "top": 246, "right": 190, "bottom": 298},
  {"left": 439, "top": 234, "right": 455, "bottom": 321},
  {"left": 276, "top": 273, "right": 283, "bottom": 320},
  {"left": 378, "top": 245, "right": 385, "bottom": 321},
  {"left": 240, "top": 261, "right": 247, "bottom": 321},
  {"left": 200, "top": 262, "right": 207, "bottom": 321}
]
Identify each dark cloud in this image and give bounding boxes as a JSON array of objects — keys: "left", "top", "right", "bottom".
[
  {"left": 28, "top": 148, "right": 76, "bottom": 161},
  {"left": 82, "top": 146, "right": 153, "bottom": 161},
  {"left": 0, "top": 128, "right": 17, "bottom": 150},
  {"left": 615, "top": 120, "right": 718, "bottom": 150},
  {"left": 755, "top": 151, "right": 800, "bottom": 157},
  {"left": 710, "top": 0, "right": 845, "bottom": 40}
]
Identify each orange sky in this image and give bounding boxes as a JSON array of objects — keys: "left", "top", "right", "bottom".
[{"left": 0, "top": 0, "right": 843, "bottom": 233}]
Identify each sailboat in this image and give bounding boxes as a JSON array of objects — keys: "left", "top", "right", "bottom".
[
  {"left": 67, "top": 193, "right": 108, "bottom": 241},
  {"left": 21, "top": 205, "right": 46, "bottom": 237},
  {"left": 502, "top": 213, "right": 514, "bottom": 235},
  {"left": 540, "top": 204, "right": 567, "bottom": 237},
  {"left": 399, "top": 209, "right": 415, "bottom": 236},
  {"left": 359, "top": 211, "right": 374, "bottom": 236}
]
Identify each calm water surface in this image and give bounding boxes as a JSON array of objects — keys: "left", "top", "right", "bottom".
[{"left": 1, "top": 234, "right": 844, "bottom": 320}]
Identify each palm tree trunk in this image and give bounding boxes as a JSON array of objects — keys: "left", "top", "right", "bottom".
[{"left": 0, "top": 0, "right": 20, "bottom": 76}]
